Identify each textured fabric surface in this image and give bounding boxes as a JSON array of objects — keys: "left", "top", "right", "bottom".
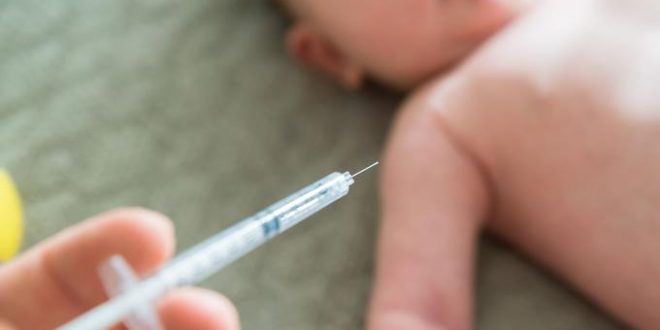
[{"left": 0, "top": 1, "right": 621, "bottom": 329}]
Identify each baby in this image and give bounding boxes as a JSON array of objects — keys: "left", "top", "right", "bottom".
[
  {"left": 279, "top": 0, "right": 660, "bottom": 329},
  {"left": 1, "top": 2, "right": 657, "bottom": 330}
]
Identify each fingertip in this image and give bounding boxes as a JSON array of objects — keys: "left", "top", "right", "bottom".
[
  {"left": 91, "top": 207, "right": 176, "bottom": 273},
  {"left": 40, "top": 207, "right": 176, "bottom": 304},
  {"left": 159, "top": 288, "right": 240, "bottom": 330}
]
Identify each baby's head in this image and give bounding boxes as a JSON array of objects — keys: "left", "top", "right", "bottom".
[{"left": 279, "top": 0, "right": 524, "bottom": 90}]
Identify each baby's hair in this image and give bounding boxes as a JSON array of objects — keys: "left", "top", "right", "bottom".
[
  {"left": 271, "top": 0, "right": 295, "bottom": 20},
  {"left": 271, "top": 0, "right": 286, "bottom": 12}
]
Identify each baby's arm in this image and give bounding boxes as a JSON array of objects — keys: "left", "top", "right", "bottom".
[{"left": 368, "top": 92, "right": 490, "bottom": 330}]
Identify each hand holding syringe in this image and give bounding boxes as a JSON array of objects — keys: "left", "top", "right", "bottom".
[{"left": 58, "top": 162, "right": 379, "bottom": 330}]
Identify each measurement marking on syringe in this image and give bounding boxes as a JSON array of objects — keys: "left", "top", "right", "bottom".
[{"left": 261, "top": 216, "right": 281, "bottom": 237}]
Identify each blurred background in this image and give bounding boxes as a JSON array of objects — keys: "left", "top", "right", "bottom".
[{"left": 0, "top": 0, "right": 622, "bottom": 329}]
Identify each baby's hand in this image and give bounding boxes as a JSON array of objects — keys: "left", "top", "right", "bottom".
[{"left": 0, "top": 209, "right": 240, "bottom": 330}]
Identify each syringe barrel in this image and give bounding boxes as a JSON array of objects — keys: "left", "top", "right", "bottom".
[
  {"left": 158, "top": 171, "right": 354, "bottom": 288},
  {"left": 57, "top": 171, "right": 356, "bottom": 330}
]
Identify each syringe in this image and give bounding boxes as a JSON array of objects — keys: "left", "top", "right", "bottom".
[{"left": 57, "top": 162, "right": 379, "bottom": 330}]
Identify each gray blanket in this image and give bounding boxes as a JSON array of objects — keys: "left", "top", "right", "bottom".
[{"left": 0, "top": 0, "right": 621, "bottom": 329}]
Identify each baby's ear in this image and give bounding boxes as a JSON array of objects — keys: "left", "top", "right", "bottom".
[{"left": 286, "top": 23, "right": 364, "bottom": 89}]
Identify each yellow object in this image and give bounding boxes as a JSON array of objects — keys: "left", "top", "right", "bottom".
[{"left": 0, "top": 170, "right": 23, "bottom": 262}]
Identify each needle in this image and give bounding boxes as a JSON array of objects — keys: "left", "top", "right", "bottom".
[{"left": 351, "top": 161, "right": 380, "bottom": 179}]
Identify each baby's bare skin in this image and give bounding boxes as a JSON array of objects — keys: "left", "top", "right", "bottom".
[{"left": 371, "top": 1, "right": 660, "bottom": 329}]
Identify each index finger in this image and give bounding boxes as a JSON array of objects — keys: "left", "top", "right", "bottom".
[{"left": 0, "top": 208, "right": 175, "bottom": 330}]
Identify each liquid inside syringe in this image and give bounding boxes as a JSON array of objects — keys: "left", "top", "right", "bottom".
[{"left": 58, "top": 162, "right": 378, "bottom": 330}]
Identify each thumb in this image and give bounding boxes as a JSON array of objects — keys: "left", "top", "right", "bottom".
[{"left": 367, "top": 99, "right": 489, "bottom": 330}]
